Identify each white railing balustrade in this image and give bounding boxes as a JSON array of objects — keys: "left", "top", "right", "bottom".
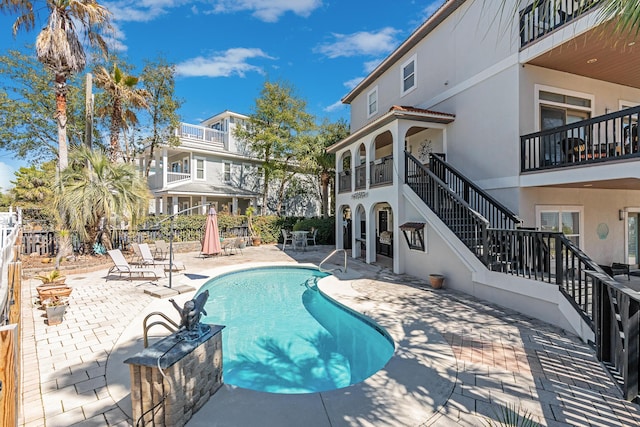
[
  {"left": 167, "top": 172, "right": 191, "bottom": 184},
  {"left": 176, "top": 123, "right": 226, "bottom": 148}
]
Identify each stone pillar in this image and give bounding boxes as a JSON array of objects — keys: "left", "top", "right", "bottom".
[{"left": 125, "top": 325, "right": 224, "bottom": 427}]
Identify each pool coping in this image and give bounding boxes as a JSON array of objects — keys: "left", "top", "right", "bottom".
[{"left": 105, "top": 261, "right": 458, "bottom": 426}]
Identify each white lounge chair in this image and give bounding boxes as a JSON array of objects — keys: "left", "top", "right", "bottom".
[
  {"left": 306, "top": 228, "right": 318, "bottom": 246},
  {"left": 106, "top": 249, "right": 159, "bottom": 281},
  {"left": 139, "top": 243, "right": 186, "bottom": 273},
  {"left": 153, "top": 240, "right": 170, "bottom": 260}
]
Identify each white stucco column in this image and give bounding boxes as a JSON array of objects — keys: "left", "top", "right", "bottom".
[
  {"left": 161, "top": 148, "right": 168, "bottom": 189},
  {"left": 200, "top": 196, "right": 207, "bottom": 214},
  {"left": 366, "top": 205, "right": 376, "bottom": 264},
  {"left": 232, "top": 197, "right": 238, "bottom": 215},
  {"left": 155, "top": 198, "right": 162, "bottom": 215},
  {"left": 172, "top": 196, "right": 179, "bottom": 215}
]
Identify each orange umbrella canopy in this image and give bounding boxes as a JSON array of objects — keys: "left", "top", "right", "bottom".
[{"left": 202, "top": 207, "right": 222, "bottom": 255}]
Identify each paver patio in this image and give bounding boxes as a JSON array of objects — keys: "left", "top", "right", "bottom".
[{"left": 18, "top": 244, "right": 640, "bottom": 426}]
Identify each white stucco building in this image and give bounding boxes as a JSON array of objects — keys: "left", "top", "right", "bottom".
[{"left": 328, "top": 0, "right": 640, "bottom": 338}]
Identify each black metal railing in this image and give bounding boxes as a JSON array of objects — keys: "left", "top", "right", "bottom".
[
  {"left": 589, "top": 270, "right": 640, "bottom": 403},
  {"left": 338, "top": 171, "right": 351, "bottom": 193},
  {"left": 354, "top": 164, "right": 366, "bottom": 190},
  {"left": 521, "top": 106, "right": 640, "bottom": 172},
  {"left": 406, "top": 150, "right": 639, "bottom": 402},
  {"left": 370, "top": 155, "right": 393, "bottom": 187},
  {"left": 430, "top": 153, "right": 521, "bottom": 229},
  {"left": 520, "top": 0, "right": 600, "bottom": 47},
  {"left": 406, "top": 152, "right": 490, "bottom": 263}
]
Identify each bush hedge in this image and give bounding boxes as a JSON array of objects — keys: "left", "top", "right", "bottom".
[{"left": 140, "top": 214, "right": 336, "bottom": 245}]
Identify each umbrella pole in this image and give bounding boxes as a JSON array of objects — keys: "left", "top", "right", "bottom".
[{"left": 169, "top": 215, "right": 174, "bottom": 289}]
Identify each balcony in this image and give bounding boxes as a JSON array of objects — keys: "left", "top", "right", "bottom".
[
  {"left": 167, "top": 171, "right": 191, "bottom": 184},
  {"left": 521, "top": 106, "right": 640, "bottom": 173},
  {"left": 520, "top": 0, "right": 600, "bottom": 47},
  {"left": 370, "top": 155, "right": 393, "bottom": 187},
  {"left": 354, "top": 164, "right": 366, "bottom": 190},
  {"left": 176, "top": 123, "right": 226, "bottom": 149},
  {"left": 338, "top": 171, "right": 351, "bottom": 193}
]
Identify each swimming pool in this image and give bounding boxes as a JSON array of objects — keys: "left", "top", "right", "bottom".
[{"left": 196, "top": 266, "right": 394, "bottom": 394}]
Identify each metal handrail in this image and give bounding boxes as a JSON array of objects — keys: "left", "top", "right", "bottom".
[
  {"left": 319, "top": 249, "right": 347, "bottom": 274},
  {"left": 142, "top": 311, "right": 179, "bottom": 348}
]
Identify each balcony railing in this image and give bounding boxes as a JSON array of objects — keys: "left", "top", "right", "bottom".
[
  {"left": 167, "top": 172, "right": 191, "bottom": 184},
  {"left": 521, "top": 105, "right": 640, "bottom": 172},
  {"left": 176, "top": 123, "right": 226, "bottom": 147},
  {"left": 354, "top": 164, "right": 366, "bottom": 190},
  {"left": 520, "top": 0, "right": 600, "bottom": 47},
  {"left": 338, "top": 171, "right": 351, "bottom": 193},
  {"left": 370, "top": 155, "right": 393, "bottom": 187}
]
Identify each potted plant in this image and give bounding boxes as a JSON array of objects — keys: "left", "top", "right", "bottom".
[
  {"left": 35, "top": 270, "right": 73, "bottom": 300},
  {"left": 246, "top": 207, "right": 261, "bottom": 246},
  {"left": 43, "top": 297, "right": 68, "bottom": 325},
  {"left": 429, "top": 274, "right": 445, "bottom": 289}
]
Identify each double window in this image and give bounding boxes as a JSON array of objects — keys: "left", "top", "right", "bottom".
[
  {"left": 195, "top": 158, "right": 205, "bottom": 180},
  {"left": 536, "top": 205, "right": 583, "bottom": 248},
  {"left": 401, "top": 55, "right": 416, "bottom": 96},
  {"left": 367, "top": 86, "right": 378, "bottom": 117},
  {"left": 224, "top": 162, "right": 231, "bottom": 183}
]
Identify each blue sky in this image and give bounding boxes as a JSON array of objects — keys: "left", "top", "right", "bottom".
[{"left": 0, "top": 0, "right": 442, "bottom": 191}]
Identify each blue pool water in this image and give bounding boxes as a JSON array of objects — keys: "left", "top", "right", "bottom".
[{"left": 196, "top": 266, "right": 394, "bottom": 394}]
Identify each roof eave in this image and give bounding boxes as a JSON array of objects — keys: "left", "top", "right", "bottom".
[
  {"left": 326, "top": 109, "right": 455, "bottom": 153},
  {"left": 341, "top": 0, "right": 466, "bottom": 105}
]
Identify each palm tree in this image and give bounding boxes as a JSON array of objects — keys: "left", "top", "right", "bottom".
[
  {"left": 94, "top": 63, "right": 149, "bottom": 161},
  {"left": 55, "top": 145, "right": 149, "bottom": 253},
  {"left": 1, "top": 0, "right": 112, "bottom": 171}
]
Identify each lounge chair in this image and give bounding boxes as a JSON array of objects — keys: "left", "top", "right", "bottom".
[
  {"left": 281, "top": 229, "right": 293, "bottom": 250},
  {"left": 138, "top": 243, "right": 186, "bottom": 273},
  {"left": 222, "top": 237, "right": 245, "bottom": 255},
  {"left": 154, "top": 240, "right": 170, "bottom": 260},
  {"left": 130, "top": 242, "right": 144, "bottom": 264},
  {"left": 106, "top": 249, "right": 159, "bottom": 281}
]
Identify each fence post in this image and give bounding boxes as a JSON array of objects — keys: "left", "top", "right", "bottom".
[
  {"left": 623, "top": 295, "right": 640, "bottom": 402},
  {"left": 555, "top": 234, "right": 564, "bottom": 285},
  {"left": 0, "top": 324, "right": 18, "bottom": 427}
]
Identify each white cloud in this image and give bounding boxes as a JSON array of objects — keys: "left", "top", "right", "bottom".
[
  {"left": 343, "top": 77, "right": 364, "bottom": 90},
  {"left": 103, "top": 22, "right": 128, "bottom": 52},
  {"left": 323, "top": 100, "right": 345, "bottom": 113},
  {"left": 0, "top": 162, "right": 15, "bottom": 192},
  {"left": 207, "top": 0, "right": 323, "bottom": 22},
  {"left": 176, "top": 48, "right": 275, "bottom": 78},
  {"left": 363, "top": 59, "right": 382, "bottom": 73},
  {"left": 314, "top": 27, "right": 400, "bottom": 59}
]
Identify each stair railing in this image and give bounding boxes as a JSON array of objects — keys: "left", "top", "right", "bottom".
[
  {"left": 429, "top": 153, "right": 521, "bottom": 229},
  {"left": 319, "top": 249, "right": 348, "bottom": 274},
  {"left": 406, "top": 152, "right": 490, "bottom": 264}
]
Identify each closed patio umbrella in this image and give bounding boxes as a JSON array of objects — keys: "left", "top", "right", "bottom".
[{"left": 202, "top": 207, "right": 222, "bottom": 256}]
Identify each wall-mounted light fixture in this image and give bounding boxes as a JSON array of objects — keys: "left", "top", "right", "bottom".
[{"left": 619, "top": 209, "right": 625, "bottom": 221}]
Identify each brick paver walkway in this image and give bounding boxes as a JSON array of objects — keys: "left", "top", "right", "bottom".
[{"left": 18, "top": 245, "right": 640, "bottom": 426}]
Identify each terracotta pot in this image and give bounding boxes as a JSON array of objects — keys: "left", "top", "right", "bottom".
[
  {"left": 429, "top": 274, "right": 445, "bottom": 289},
  {"left": 251, "top": 236, "right": 262, "bottom": 246},
  {"left": 37, "top": 285, "right": 73, "bottom": 300}
]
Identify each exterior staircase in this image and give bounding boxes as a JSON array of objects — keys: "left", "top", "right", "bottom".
[{"left": 404, "top": 151, "right": 640, "bottom": 403}]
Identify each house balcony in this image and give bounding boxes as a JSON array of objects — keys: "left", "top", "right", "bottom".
[
  {"left": 520, "top": 1, "right": 640, "bottom": 91},
  {"left": 338, "top": 171, "right": 351, "bottom": 194},
  {"left": 520, "top": 106, "right": 640, "bottom": 184},
  {"left": 167, "top": 171, "right": 191, "bottom": 184},
  {"left": 176, "top": 123, "right": 226, "bottom": 150},
  {"left": 370, "top": 155, "right": 393, "bottom": 187},
  {"left": 519, "top": 0, "right": 601, "bottom": 48}
]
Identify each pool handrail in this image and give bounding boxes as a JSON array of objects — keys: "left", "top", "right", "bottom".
[
  {"left": 319, "top": 249, "right": 347, "bottom": 274},
  {"left": 142, "top": 311, "right": 179, "bottom": 348}
]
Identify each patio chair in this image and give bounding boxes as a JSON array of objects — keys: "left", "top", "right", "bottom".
[
  {"left": 154, "top": 240, "right": 170, "bottom": 260},
  {"left": 106, "top": 249, "right": 159, "bottom": 281},
  {"left": 306, "top": 228, "right": 318, "bottom": 246},
  {"left": 281, "top": 229, "right": 293, "bottom": 250},
  {"left": 138, "top": 243, "right": 186, "bottom": 272},
  {"left": 130, "top": 242, "right": 144, "bottom": 264}
]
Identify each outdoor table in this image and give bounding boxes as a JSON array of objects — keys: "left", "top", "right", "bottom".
[{"left": 291, "top": 231, "right": 309, "bottom": 251}]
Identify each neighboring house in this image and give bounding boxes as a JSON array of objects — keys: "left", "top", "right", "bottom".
[
  {"left": 140, "top": 110, "right": 320, "bottom": 217},
  {"left": 328, "top": 0, "right": 640, "bottom": 338}
]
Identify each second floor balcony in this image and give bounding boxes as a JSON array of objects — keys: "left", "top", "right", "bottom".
[
  {"left": 521, "top": 105, "right": 640, "bottom": 173},
  {"left": 177, "top": 123, "right": 227, "bottom": 149}
]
